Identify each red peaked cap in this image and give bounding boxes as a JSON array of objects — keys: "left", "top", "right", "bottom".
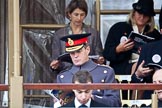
[{"left": 60, "top": 33, "right": 91, "bottom": 52}]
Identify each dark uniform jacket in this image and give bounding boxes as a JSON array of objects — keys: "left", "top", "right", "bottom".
[
  {"left": 103, "top": 22, "right": 161, "bottom": 75},
  {"left": 51, "top": 23, "right": 103, "bottom": 74},
  {"left": 57, "top": 60, "right": 121, "bottom": 107},
  {"left": 159, "top": 100, "right": 162, "bottom": 107},
  {"left": 131, "top": 39, "right": 162, "bottom": 98},
  {"left": 60, "top": 99, "right": 107, "bottom": 108}
]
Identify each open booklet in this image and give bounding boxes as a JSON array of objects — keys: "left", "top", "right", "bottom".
[
  {"left": 44, "top": 90, "right": 61, "bottom": 108},
  {"left": 144, "top": 63, "right": 162, "bottom": 70},
  {"left": 57, "top": 53, "right": 72, "bottom": 63},
  {"left": 128, "top": 31, "right": 155, "bottom": 54}
]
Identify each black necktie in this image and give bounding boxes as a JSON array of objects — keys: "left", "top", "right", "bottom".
[{"left": 79, "top": 104, "right": 88, "bottom": 108}]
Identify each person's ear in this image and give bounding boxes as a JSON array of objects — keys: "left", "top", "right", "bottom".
[
  {"left": 86, "top": 46, "right": 90, "bottom": 54},
  {"left": 68, "top": 13, "right": 72, "bottom": 20}
]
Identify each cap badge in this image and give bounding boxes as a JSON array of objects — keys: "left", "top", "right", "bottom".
[
  {"left": 68, "top": 38, "right": 74, "bottom": 46},
  {"left": 152, "top": 54, "right": 161, "bottom": 63}
]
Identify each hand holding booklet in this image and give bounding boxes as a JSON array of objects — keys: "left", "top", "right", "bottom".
[{"left": 128, "top": 31, "right": 155, "bottom": 54}]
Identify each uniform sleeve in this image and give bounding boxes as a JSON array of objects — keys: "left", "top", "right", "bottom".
[
  {"left": 93, "top": 68, "right": 121, "bottom": 107},
  {"left": 103, "top": 23, "right": 131, "bottom": 63},
  {"left": 51, "top": 29, "right": 72, "bottom": 73}
]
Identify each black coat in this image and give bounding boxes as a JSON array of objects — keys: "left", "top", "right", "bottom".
[
  {"left": 158, "top": 100, "right": 162, "bottom": 107},
  {"left": 132, "top": 39, "right": 162, "bottom": 83},
  {"left": 60, "top": 99, "right": 107, "bottom": 108},
  {"left": 131, "top": 39, "right": 162, "bottom": 98},
  {"left": 103, "top": 22, "right": 161, "bottom": 75}
]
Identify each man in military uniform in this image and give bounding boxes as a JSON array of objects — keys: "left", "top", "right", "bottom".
[{"left": 55, "top": 33, "right": 121, "bottom": 107}]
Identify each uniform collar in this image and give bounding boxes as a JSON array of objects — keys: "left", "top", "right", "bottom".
[
  {"left": 71, "top": 59, "right": 97, "bottom": 74},
  {"left": 132, "top": 24, "right": 144, "bottom": 34}
]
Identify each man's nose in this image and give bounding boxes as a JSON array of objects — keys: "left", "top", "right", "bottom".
[
  {"left": 73, "top": 52, "right": 79, "bottom": 58},
  {"left": 81, "top": 93, "right": 87, "bottom": 99},
  {"left": 77, "top": 15, "right": 81, "bottom": 20}
]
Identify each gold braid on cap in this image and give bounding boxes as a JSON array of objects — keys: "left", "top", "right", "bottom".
[{"left": 67, "top": 38, "right": 74, "bottom": 46}]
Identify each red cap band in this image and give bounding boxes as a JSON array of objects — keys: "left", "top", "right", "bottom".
[{"left": 65, "top": 37, "right": 88, "bottom": 47}]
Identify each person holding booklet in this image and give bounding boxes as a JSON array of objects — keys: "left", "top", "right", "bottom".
[
  {"left": 103, "top": 0, "right": 161, "bottom": 76},
  {"left": 55, "top": 33, "right": 121, "bottom": 107},
  {"left": 131, "top": 39, "right": 162, "bottom": 99},
  {"left": 50, "top": 0, "right": 104, "bottom": 79}
]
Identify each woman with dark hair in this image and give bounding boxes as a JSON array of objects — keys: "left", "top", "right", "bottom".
[{"left": 50, "top": 0, "right": 104, "bottom": 76}]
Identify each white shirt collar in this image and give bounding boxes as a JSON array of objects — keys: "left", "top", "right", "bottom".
[
  {"left": 132, "top": 24, "right": 144, "bottom": 34},
  {"left": 74, "top": 97, "right": 91, "bottom": 108}
]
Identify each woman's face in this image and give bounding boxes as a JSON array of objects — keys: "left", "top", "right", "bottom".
[
  {"left": 68, "top": 8, "right": 86, "bottom": 26},
  {"left": 133, "top": 11, "right": 150, "bottom": 27}
]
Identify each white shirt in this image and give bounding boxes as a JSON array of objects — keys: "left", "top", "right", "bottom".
[{"left": 74, "top": 97, "right": 91, "bottom": 108}]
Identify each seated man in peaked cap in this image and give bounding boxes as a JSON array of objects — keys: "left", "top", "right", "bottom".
[{"left": 54, "top": 33, "right": 121, "bottom": 107}]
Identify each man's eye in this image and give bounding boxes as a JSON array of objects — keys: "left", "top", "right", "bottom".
[
  {"left": 76, "top": 50, "right": 80, "bottom": 53},
  {"left": 78, "top": 91, "right": 82, "bottom": 93},
  {"left": 76, "top": 90, "right": 82, "bottom": 93},
  {"left": 80, "top": 14, "right": 85, "bottom": 17},
  {"left": 76, "top": 49, "right": 82, "bottom": 53},
  {"left": 85, "top": 90, "right": 90, "bottom": 93},
  {"left": 74, "top": 13, "right": 78, "bottom": 16},
  {"left": 159, "top": 80, "right": 162, "bottom": 83}
]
